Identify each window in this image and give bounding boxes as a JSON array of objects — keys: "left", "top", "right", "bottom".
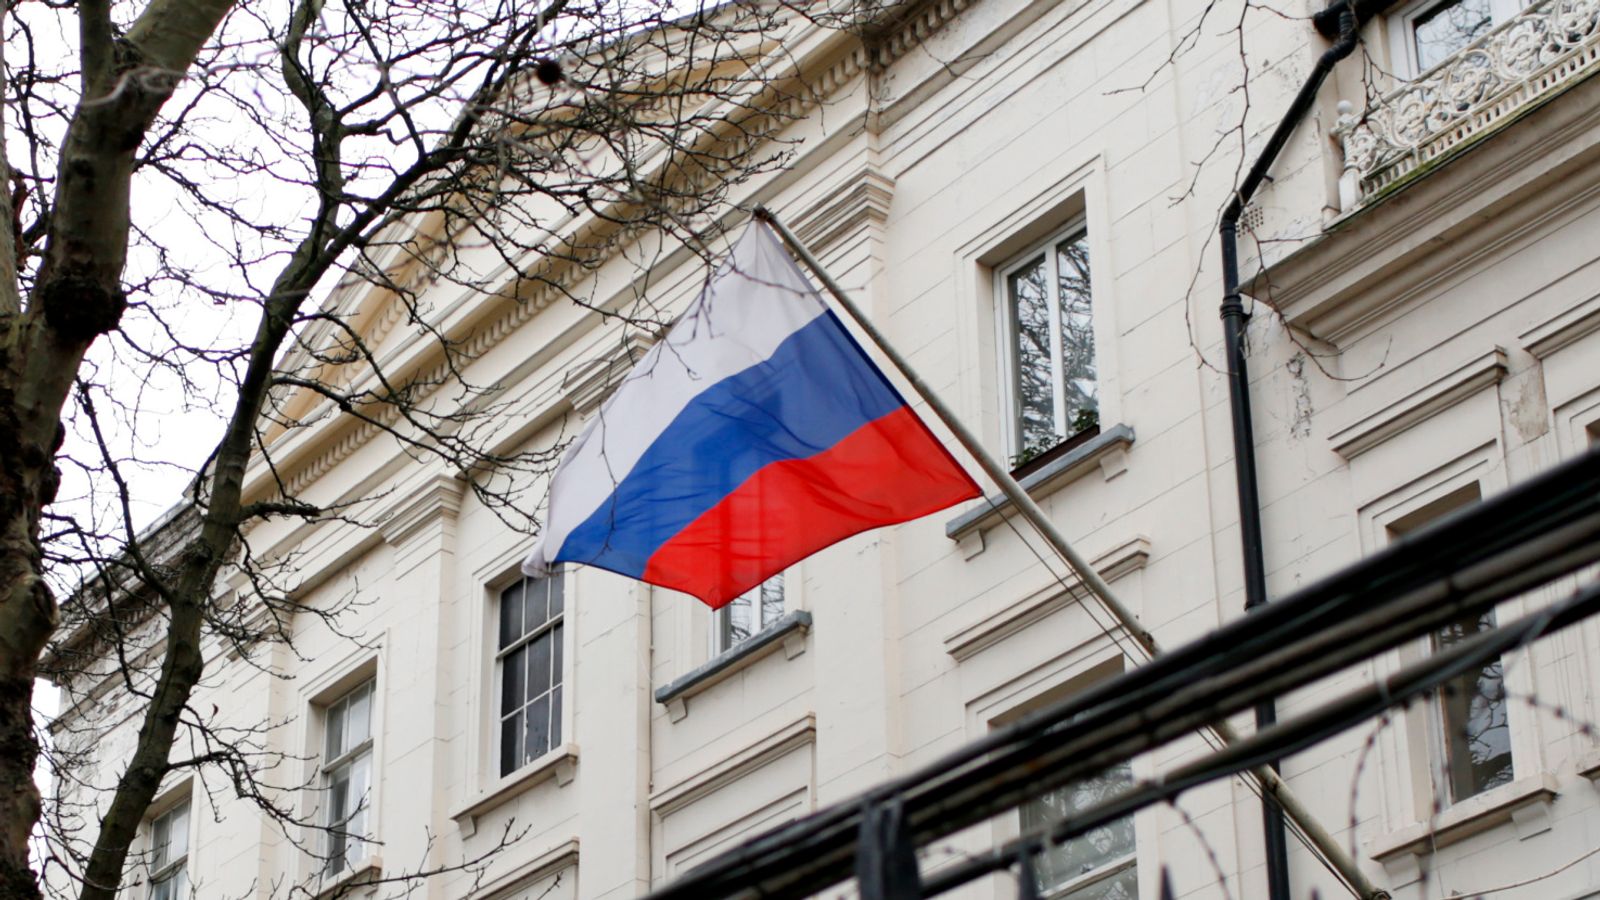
[
  {"left": 322, "top": 680, "right": 374, "bottom": 875},
  {"left": 1391, "top": 0, "right": 1522, "bottom": 76},
  {"left": 1387, "top": 481, "right": 1511, "bottom": 805},
  {"left": 148, "top": 802, "right": 189, "bottom": 900},
  {"left": 1433, "top": 610, "right": 1513, "bottom": 802},
  {"left": 1021, "top": 763, "right": 1137, "bottom": 899},
  {"left": 712, "top": 573, "right": 784, "bottom": 655},
  {"left": 498, "top": 574, "right": 564, "bottom": 777},
  {"left": 999, "top": 224, "right": 1097, "bottom": 464}
]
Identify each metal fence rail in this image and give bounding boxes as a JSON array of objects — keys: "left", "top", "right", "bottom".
[{"left": 642, "top": 445, "right": 1600, "bottom": 900}]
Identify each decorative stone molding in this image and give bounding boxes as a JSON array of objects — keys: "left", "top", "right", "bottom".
[
  {"left": 1328, "top": 348, "right": 1508, "bottom": 460},
  {"left": 941, "top": 535, "right": 1151, "bottom": 661},
  {"left": 377, "top": 473, "right": 466, "bottom": 546},
  {"left": 1520, "top": 288, "right": 1600, "bottom": 358},
  {"left": 655, "top": 610, "right": 813, "bottom": 721},
  {"left": 467, "top": 838, "right": 580, "bottom": 900},
  {"left": 561, "top": 330, "right": 661, "bottom": 417},
  {"left": 1336, "top": 0, "right": 1600, "bottom": 211},
  {"left": 648, "top": 714, "right": 815, "bottom": 815},
  {"left": 792, "top": 165, "right": 895, "bottom": 254}
]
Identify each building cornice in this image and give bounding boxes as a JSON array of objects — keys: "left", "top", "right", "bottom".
[{"left": 243, "top": 0, "right": 977, "bottom": 507}]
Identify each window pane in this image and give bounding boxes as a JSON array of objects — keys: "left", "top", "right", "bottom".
[
  {"left": 329, "top": 766, "right": 351, "bottom": 823},
  {"left": 500, "top": 712, "right": 523, "bottom": 778},
  {"left": 528, "top": 630, "right": 553, "bottom": 700},
  {"left": 1437, "top": 610, "right": 1512, "bottom": 801},
  {"left": 727, "top": 594, "right": 756, "bottom": 646},
  {"left": 325, "top": 696, "right": 346, "bottom": 761},
  {"left": 1008, "top": 255, "right": 1057, "bottom": 457},
  {"left": 1023, "top": 762, "right": 1135, "bottom": 894},
  {"left": 152, "top": 811, "right": 171, "bottom": 869},
  {"left": 346, "top": 752, "right": 372, "bottom": 866},
  {"left": 499, "top": 580, "right": 525, "bottom": 649},
  {"left": 548, "top": 574, "right": 564, "bottom": 618},
  {"left": 502, "top": 646, "right": 527, "bottom": 715},
  {"left": 1056, "top": 234, "right": 1097, "bottom": 436},
  {"left": 760, "top": 574, "right": 785, "bottom": 628},
  {"left": 525, "top": 694, "right": 552, "bottom": 763},
  {"left": 347, "top": 684, "right": 371, "bottom": 750},
  {"left": 526, "top": 576, "right": 550, "bottom": 634},
  {"left": 1413, "top": 0, "right": 1494, "bottom": 71},
  {"left": 166, "top": 805, "right": 188, "bottom": 862},
  {"left": 550, "top": 685, "right": 563, "bottom": 748},
  {"left": 551, "top": 624, "right": 563, "bottom": 689}
]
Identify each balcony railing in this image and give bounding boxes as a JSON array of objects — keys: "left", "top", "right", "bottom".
[{"left": 1335, "top": 0, "right": 1600, "bottom": 211}]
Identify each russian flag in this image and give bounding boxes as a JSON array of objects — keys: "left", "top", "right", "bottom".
[{"left": 522, "top": 222, "right": 980, "bottom": 608}]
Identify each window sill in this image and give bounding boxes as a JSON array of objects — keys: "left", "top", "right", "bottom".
[
  {"left": 314, "top": 854, "right": 382, "bottom": 899},
  {"left": 451, "top": 743, "right": 578, "bottom": 837},
  {"left": 654, "top": 610, "right": 812, "bottom": 722},
  {"left": 1369, "top": 772, "right": 1559, "bottom": 863},
  {"left": 944, "top": 424, "right": 1134, "bottom": 552}
]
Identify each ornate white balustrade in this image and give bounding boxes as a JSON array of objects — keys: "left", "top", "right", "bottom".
[{"left": 1336, "top": 0, "right": 1600, "bottom": 211}]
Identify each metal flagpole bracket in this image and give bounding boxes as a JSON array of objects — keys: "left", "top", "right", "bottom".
[{"left": 753, "top": 205, "right": 1383, "bottom": 900}]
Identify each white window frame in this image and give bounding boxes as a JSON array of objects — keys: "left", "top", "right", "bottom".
[
  {"left": 495, "top": 572, "right": 566, "bottom": 779},
  {"left": 710, "top": 571, "right": 786, "bottom": 656},
  {"left": 320, "top": 679, "right": 375, "bottom": 875},
  {"left": 148, "top": 800, "right": 190, "bottom": 900},
  {"left": 1383, "top": 480, "right": 1518, "bottom": 807},
  {"left": 994, "top": 218, "right": 1098, "bottom": 462},
  {"left": 1387, "top": 0, "right": 1524, "bottom": 78},
  {"left": 983, "top": 654, "right": 1140, "bottom": 900}
]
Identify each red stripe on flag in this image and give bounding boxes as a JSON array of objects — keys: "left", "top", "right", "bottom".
[{"left": 642, "top": 406, "right": 979, "bottom": 608}]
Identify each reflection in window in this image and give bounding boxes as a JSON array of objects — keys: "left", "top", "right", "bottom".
[
  {"left": 1412, "top": 0, "right": 1496, "bottom": 71},
  {"left": 713, "top": 573, "right": 784, "bottom": 655},
  {"left": 1021, "top": 762, "right": 1137, "bottom": 899},
  {"left": 1003, "top": 227, "right": 1097, "bottom": 463},
  {"left": 149, "top": 803, "right": 190, "bottom": 900},
  {"left": 1435, "top": 610, "right": 1513, "bottom": 802},
  {"left": 499, "top": 575, "right": 565, "bottom": 777},
  {"left": 322, "top": 680, "right": 374, "bottom": 875}
]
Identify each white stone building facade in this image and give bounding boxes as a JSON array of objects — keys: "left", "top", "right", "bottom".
[{"left": 46, "top": 0, "right": 1600, "bottom": 898}]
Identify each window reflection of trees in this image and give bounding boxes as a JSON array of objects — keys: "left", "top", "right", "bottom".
[
  {"left": 1021, "top": 760, "right": 1136, "bottom": 899},
  {"left": 1436, "top": 610, "right": 1513, "bottom": 802},
  {"left": 1006, "top": 229, "right": 1097, "bottom": 463},
  {"left": 1413, "top": 0, "right": 1495, "bottom": 71}
]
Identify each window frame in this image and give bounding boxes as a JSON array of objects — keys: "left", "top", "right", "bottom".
[
  {"left": 494, "top": 572, "right": 567, "bottom": 779},
  {"left": 1386, "top": 0, "right": 1524, "bottom": 78},
  {"left": 983, "top": 654, "right": 1141, "bottom": 900},
  {"left": 994, "top": 217, "right": 1099, "bottom": 463},
  {"left": 147, "top": 799, "right": 190, "bottom": 900},
  {"left": 319, "top": 679, "right": 376, "bottom": 876}
]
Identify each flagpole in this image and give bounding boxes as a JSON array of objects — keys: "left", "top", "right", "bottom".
[{"left": 753, "top": 206, "right": 1382, "bottom": 900}]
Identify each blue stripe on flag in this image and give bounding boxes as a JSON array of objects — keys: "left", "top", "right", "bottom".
[{"left": 555, "top": 311, "right": 904, "bottom": 577}]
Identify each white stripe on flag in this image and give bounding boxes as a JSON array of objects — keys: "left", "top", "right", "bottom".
[{"left": 525, "top": 224, "right": 826, "bottom": 575}]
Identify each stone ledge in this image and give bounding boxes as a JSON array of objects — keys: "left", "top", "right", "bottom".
[
  {"left": 313, "top": 854, "right": 383, "bottom": 900},
  {"left": 655, "top": 610, "right": 813, "bottom": 721},
  {"left": 944, "top": 424, "right": 1134, "bottom": 547},
  {"left": 451, "top": 743, "right": 578, "bottom": 836},
  {"left": 1369, "top": 772, "right": 1559, "bottom": 863}
]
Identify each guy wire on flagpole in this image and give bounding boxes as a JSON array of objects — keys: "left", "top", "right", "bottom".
[{"left": 752, "top": 206, "right": 1384, "bottom": 900}]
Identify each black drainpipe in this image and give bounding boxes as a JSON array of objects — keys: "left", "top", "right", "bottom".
[{"left": 1218, "top": 6, "right": 1359, "bottom": 899}]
